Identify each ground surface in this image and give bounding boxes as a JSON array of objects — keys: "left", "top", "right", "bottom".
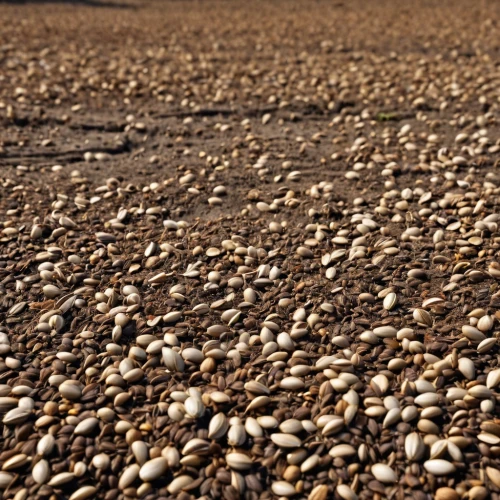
[{"left": 1, "top": 1, "right": 500, "bottom": 500}]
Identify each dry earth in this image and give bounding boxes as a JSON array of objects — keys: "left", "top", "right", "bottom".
[{"left": 1, "top": 1, "right": 500, "bottom": 500}]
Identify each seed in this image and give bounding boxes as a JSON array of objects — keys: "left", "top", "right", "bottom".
[
  {"left": 74, "top": 417, "right": 99, "bottom": 435},
  {"left": 383, "top": 292, "right": 397, "bottom": 310},
  {"left": 227, "top": 424, "right": 246, "bottom": 446},
  {"left": 487, "top": 369, "right": 500, "bottom": 389},
  {"left": 371, "top": 463, "right": 397, "bottom": 483},
  {"left": 280, "top": 377, "right": 305, "bottom": 390},
  {"left": 373, "top": 326, "right": 397, "bottom": 338},
  {"left": 478, "top": 315, "right": 493, "bottom": 332},
  {"left": 486, "top": 467, "right": 500, "bottom": 488},
  {"left": 414, "top": 393, "right": 439, "bottom": 407},
  {"left": 300, "top": 454, "right": 320, "bottom": 473},
  {"left": 271, "top": 481, "right": 296, "bottom": 496},
  {"left": 321, "top": 416, "right": 344, "bottom": 436},
  {"left": 139, "top": 457, "right": 168, "bottom": 482},
  {"left": 184, "top": 396, "right": 205, "bottom": 418},
  {"left": 167, "top": 475, "right": 193, "bottom": 494},
  {"left": 468, "top": 385, "right": 492, "bottom": 398},
  {"left": 162, "top": 347, "right": 185, "bottom": 372},
  {"left": 208, "top": 412, "right": 229, "bottom": 439},
  {"left": 59, "top": 381, "right": 82, "bottom": 400},
  {"left": 424, "top": 459, "right": 456, "bottom": 475},
  {"left": 245, "top": 395, "right": 271, "bottom": 412},
  {"left": 48, "top": 472, "right": 75, "bottom": 486},
  {"left": 309, "top": 485, "right": 329, "bottom": 500},
  {"left": 2, "top": 454, "right": 29, "bottom": 470},
  {"left": 297, "top": 247, "right": 313, "bottom": 258},
  {"left": 0, "top": 472, "right": 13, "bottom": 488},
  {"left": 413, "top": 308, "right": 432, "bottom": 326},
  {"left": 461, "top": 325, "right": 485, "bottom": 341},
  {"left": 32, "top": 459, "right": 50, "bottom": 484},
  {"left": 271, "top": 433, "right": 301, "bottom": 448},
  {"left": 132, "top": 441, "right": 148, "bottom": 465},
  {"left": 3, "top": 408, "right": 31, "bottom": 425},
  {"left": 0, "top": 397, "right": 18, "bottom": 412},
  {"left": 433, "top": 488, "right": 458, "bottom": 500},
  {"left": 430, "top": 440, "right": 448, "bottom": 459},
  {"left": 69, "top": 486, "right": 97, "bottom": 500},
  {"left": 226, "top": 453, "right": 253, "bottom": 471},
  {"left": 37, "top": 434, "right": 55, "bottom": 456},
  {"left": 336, "top": 484, "right": 358, "bottom": 500},
  {"left": 328, "top": 444, "right": 356, "bottom": 458},
  {"left": 468, "top": 486, "right": 488, "bottom": 500},
  {"left": 383, "top": 408, "right": 401, "bottom": 428},
  {"left": 241, "top": 417, "right": 260, "bottom": 438},
  {"left": 118, "top": 464, "right": 140, "bottom": 490}
]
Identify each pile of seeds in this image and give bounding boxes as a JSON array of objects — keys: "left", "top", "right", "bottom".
[{"left": 1, "top": 0, "right": 500, "bottom": 499}]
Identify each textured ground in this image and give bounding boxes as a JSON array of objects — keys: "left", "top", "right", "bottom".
[{"left": 1, "top": 1, "right": 500, "bottom": 500}]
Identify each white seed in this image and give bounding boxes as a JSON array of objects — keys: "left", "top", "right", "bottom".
[
  {"left": 118, "top": 464, "right": 140, "bottom": 490},
  {"left": 69, "top": 486, "right": 97, "bottom": 500},
  {"left": 32, "top": 459, "right": 50, "bottom": 484},
  {"left": 337, "top": 484, "right": 358, "bottom": 500},
  {"left": 139, "top": 457, "right": 168, "bottom": 482},
  {"left": 226, "top": 453, "right": 253, "bottom": 471},
  {"left": 271, "top": 481, "right": 296, "bottom": 496},
  {"left": 208, "top": 413, "right": 229, "bottom": 439},
  {"left": 371, "top": 463, "right": 397, "bottom": 483},
  {"left": 405, "top": 432, "right": 424, "bottom": 461},
  {"left": 424, "top": 459, "right": 456, "bottom": 476},
  {"left": 271, "top": 433, "right": 301, "bottom": 448},
  {"left": 37, "top": 434, "right": 55, "bottom": 456},
  {"left": 329, "top": 444, "right": 356, "bottom": 458}
]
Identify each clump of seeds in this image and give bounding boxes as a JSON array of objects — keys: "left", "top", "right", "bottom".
[{"left": 1, "top": 1, "right": 500, "bottom": 499}]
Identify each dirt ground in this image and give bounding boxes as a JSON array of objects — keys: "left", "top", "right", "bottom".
[{"left": 1, "top": 1, "right": 500, "bottom": 500}]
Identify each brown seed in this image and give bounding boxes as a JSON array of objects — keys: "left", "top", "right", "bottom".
[{"left": 435, "top": 487, "right": 459, "bottom": 500}]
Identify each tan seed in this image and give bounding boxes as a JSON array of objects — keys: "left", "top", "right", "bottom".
[{"left": 139, "top": 457, "right": 168, "bottom": 482}]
